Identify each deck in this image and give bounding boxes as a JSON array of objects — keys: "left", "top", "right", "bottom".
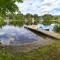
[{"left": 24, "top": 25, "right": 60, "bottom": 40}]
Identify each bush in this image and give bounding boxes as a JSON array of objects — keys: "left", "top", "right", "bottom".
[
  {"left": 42, "top": 14, "right": 53, "bottom": 25},
  {"left": 54, "top": 24, "right": 60, "bottom": 33}
]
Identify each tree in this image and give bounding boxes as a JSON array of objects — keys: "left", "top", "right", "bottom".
[
  {"left": 33, "top": 14, "right": 39, "bottom": 24},
  {"left": 25, "top": 13, "right": 33, "bottom": 25},
  {"left": 54, "top": 15, "right": 60, "bottom": 23},
  {"left": 42, "top": 14, "right": 53, "bottom": 25},
  {"left": 0, "top": 0, "right": 22, "bottom": 16},
  {"left": 10, "top": 13, "right": 25, "bottom": 26}
]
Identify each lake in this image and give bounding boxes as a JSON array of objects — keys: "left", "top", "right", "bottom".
[{"left": 0, "top": 25, "right": 54, "bottom": 45}]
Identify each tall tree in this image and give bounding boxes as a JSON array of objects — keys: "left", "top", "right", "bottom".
[
  {"left": 33, "top": 14, "right": 39, "bottom": 24},
  {"left": 10, "top": 13, "right": 25, "bottom": 26},
  {"left": 42, "top": 14, "right": 53, "bottom": 25},
  {"left": 0, "top": 0, "right": 22, "bottom": 16},
  {"left": 25, "top": 13, "right": 33, "bottom": 25},
  {"left": 54, "top": 15, "right": 60, "bottom": 23}
]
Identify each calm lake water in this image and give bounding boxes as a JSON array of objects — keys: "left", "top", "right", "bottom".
[{"left": 0, "top": 25, "right": 53, "bottom": 45}]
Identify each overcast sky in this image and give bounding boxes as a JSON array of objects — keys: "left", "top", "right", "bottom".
[{"left": 16, "top": 0, "right": 60, "bottom": 16}]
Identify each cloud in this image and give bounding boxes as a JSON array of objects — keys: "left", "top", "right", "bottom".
[{"left": 16, "top": 0, "right": 60, "bottom": 15}]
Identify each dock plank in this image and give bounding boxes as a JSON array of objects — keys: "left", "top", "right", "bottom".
[{"left": 24, "top": 25, "right": 60, "bottom": 40}]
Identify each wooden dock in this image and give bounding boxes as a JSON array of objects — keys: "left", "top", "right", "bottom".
[{"left": 24, "top": 25, "right": 60, "bottom": 40}]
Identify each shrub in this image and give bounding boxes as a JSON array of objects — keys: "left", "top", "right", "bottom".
[{"left": 54, "top": 24, "right": 60, "bottom": 33}]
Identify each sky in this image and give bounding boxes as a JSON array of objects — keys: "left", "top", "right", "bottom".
[{"left": 16, "top": 0, "right": 60, "bottom": 16}]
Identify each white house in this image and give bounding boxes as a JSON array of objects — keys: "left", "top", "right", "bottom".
[{"left": 37, "top": 24, "right": 55, "bottom": 32}]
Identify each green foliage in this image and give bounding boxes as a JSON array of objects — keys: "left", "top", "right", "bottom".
[
  {"left": 54, "top": 24, "right": 60, "bottom": 33},
  {"left": 53, "top": 15, "right": 60, "bottom": 23},
  {"left": 34, "top": 14, "right": 39, "bottom": 24},
  {"left": 10, "top": 20, "right": 24, "bottom": 26},
  {"left": 13, "top": 13, "right": 25, "bottom": 20},
  {"left": 42, "top": 14, "right": 53, "bottom": 25},
  {"left": 0, "top": 0, "right": 22, "bottom": 16},
  {"left": 25, "top": 14, "right": 39, "bottom": 25},
  {"left": 0, "top": 17, "right": 6, "bottom": 26},
  {"left": 25, "top": 14, "right": 33, "bottom": 25},
  {"left": 9, "top": 13, "right": 25, "bottom": 26}
]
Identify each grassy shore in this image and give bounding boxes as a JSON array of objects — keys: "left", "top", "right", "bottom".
[{"left": 0, "top": 40, "right": 60, "bottom": 60}]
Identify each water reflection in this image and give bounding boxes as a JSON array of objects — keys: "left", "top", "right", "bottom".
[{"left": 0, "top": 25, "right": 42, "bottom": 45}]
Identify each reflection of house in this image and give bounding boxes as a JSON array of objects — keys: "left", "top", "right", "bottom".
[
  {"left": 4, "top": 17, "right": 10, "bottom": 24},
  {"left": 37, "top": 24, "right": 55, "bottom": 32}
]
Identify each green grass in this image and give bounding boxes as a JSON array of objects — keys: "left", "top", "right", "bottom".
[{"left": 0, "top": 41, "right": 60, "bottom": 60}]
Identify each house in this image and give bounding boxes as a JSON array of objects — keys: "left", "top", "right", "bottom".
[{"left": 37, "top": 24, "right": 55, "bottom": 32}]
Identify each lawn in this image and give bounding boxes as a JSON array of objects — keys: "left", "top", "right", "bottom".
[{"left": 0, "top": 40, "right": 60, "bottom": 60}]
